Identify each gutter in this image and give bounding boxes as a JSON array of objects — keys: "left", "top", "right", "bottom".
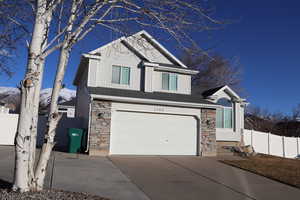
[
  {"left": 85, "top": 95, "right": 93, "bottom": 153},
  {"left": 90, "top": 94, "right": 222, "bottom": 109},
  {"left": 143, "top": 61, "right": 198, "bottom": 75}
]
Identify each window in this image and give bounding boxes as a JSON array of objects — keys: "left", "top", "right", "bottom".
[
  {"left": 216, "top": 98, "right": 233, "bottom": 129},
  {"left": 112, "top": 65, "right": 130, "bottom": 85},
  {"left": 162, "top": 73, "right": 178, "bottom": 91}
]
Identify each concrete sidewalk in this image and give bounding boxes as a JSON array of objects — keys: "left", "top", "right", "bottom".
[
  {"left": 0, "top": 146, "right": 149, "bottom": 200},
  {"left": 110, "top": 156, "right": 300, "bottom": 200}
]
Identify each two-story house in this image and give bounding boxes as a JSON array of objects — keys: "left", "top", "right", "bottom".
[{"left": 73, "top": 30, "right": 247, "bottom": 156}]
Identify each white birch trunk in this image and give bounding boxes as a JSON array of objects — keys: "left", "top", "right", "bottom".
[
  {"left": 29, "top": 10, "right": 53, "bottom": 188},
  {"left": 34, "top": 1, "right": 78, "bottom": 190},
  {"left": 28, "top": 64, "right": 44, "bottom": 185},
  {"left": 13, "top": 0, "right": 50, "bottom": 192},
  {"left": 34, "top": 47, "right": 70, "bottom": 190}
]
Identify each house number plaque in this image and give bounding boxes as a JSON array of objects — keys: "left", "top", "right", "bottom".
[{"left": 154, "top": 106, "right": 165, "bottom": 112}]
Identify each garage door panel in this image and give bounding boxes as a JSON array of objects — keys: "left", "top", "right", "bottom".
[{"left": 110, "top": 111, "right": 197, "bottom": 155}]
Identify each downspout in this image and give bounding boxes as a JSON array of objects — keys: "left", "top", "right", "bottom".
[
  {"left": 199, "top": 112, "right": 202, "bottom": 157},
  {"left": 85, "top": 95, "right": 93, "bottom": 153}
]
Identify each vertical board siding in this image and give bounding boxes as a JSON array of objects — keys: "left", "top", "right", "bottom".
[{"left": 0, "top": 113, "right": 84, "bottom": 150}]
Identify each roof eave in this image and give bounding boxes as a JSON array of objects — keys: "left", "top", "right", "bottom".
[{"left": 90, "top": 93, "right": 220, "bottom": 109}]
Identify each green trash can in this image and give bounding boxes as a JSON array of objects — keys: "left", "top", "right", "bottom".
[{"left": 68, "top": 128, "right": 83, "bottom": 153}]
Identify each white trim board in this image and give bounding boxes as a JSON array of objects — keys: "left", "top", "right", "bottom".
[{"left": 91, "top": 94, "right": 221, "bottom": 109}]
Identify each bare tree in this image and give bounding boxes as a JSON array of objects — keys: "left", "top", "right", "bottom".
[
  {"left": 292, "top": 104, "right": 300, "bottom": 121},
  {"left": 11, "top": 0, "right": 225, "bottom": 192},
  {"left": 0, "top": 1, "right": 31, "bottom": 77},
  {"left": 181, "top": 49, "right": 242, "bottom": 94}
]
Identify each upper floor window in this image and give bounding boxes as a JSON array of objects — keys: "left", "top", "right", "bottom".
[
  {"left": 216, "top": 98, "right": 233, "bottom": 129},
  {"left": 112, "top": 65, "right": 130, "bottom": 85},
  {"left": 162, "top": 72, "right": 178, "bottom": 91}
]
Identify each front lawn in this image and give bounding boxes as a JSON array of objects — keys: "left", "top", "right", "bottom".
[{"left": 222, "top": 154, "right": 300, "bottom": 188}]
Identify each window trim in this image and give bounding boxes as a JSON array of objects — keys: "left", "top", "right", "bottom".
[
  {"left": 216, "top": 106, "right": 234, "bottom": 129},
  {"left": 161, "top": 72, "right": 178, "bottom": 91},
  {"left": 111, "top": 65, "right": 130, "bottom": 85}
]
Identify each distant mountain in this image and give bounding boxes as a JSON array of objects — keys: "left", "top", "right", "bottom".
[
  {"left": 0, "top": 87, "right": 76, "bottom": 113},
  {"left": 39, "top": 88, "right": 76, "bottom": 107}
]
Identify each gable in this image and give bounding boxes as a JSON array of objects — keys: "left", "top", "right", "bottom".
[
  {"left": 201, "top": 85, "right": 243, "bottom": 103},
  {"left": 89, "top": 30, "right": 187, "bottom": 68}
]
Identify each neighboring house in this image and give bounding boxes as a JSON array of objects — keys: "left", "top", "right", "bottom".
[
  {"left": 0, "top": 97, "right": 18, "bottom": 113},
  {"left": 0, "top": 104, "right": 9, "bottom": 114},
  {"left": 58, "top": 99, "right": 76, "bottom": 118},
  {"left": 74, "top": 30, "right": 247, "bottom": 156},
  {"left": 39, "top": 99, "right": 76, "bottom": 117}
]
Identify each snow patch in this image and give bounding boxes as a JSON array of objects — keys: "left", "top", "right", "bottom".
[{"left": 0, "top": 87, "right": 76, "bottom": 106}]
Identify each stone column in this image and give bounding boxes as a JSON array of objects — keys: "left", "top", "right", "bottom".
[
  {"left": 89, "top": 100, "right": 111, "bottom": 156},
  {"left": 201, "top": 108, "right": 217, "bottom": 156}
]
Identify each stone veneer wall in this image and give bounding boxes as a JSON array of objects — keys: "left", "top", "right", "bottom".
[
  {"left": 201, "top": 108, "right": 217, "bottom": 156},
  {"left": 89, "top": 100, "right": 111, "bottom": 156}
]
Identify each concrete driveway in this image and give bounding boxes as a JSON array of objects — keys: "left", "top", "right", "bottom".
[
  {"left": 2, "top": 146, "right": 300, "bottom": 200},
  {"left": 0, "top": 146, "right": 149, "bottom": 200},
  {"left": 110, "top": 156, "right": 300, "bottom": 200}
]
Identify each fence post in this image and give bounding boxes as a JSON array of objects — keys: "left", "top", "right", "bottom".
[
  {"left": 297, "top": 137, "right": 299, "bottom": 156},
  {"left": 282, "top": 136, "right": 285, "bottom": 158},
  {"left": 268, "top": 132, "right": 270, "bottom": 155},
  {"left": 251, "top": 129, "right": 253, "bottom": 146}
]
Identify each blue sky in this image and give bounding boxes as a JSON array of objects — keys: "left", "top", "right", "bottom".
[{"left": 0, "top": 0, "right": 300, "bottom": 115}]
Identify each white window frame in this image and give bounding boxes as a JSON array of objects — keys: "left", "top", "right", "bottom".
[
  {"left": 161, "top": 72, "right": 178, "bottom": 91},
  {"left": 216, "top": 106, "right": 234, "bottom": 129},
  {"left": 111, "top": 65, "right": 130, "bottom": 85}
]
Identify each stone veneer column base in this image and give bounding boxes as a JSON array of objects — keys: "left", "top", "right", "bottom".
[
  {"left": 201, "top": 108, "right": 217, "bottom": 157},
  {"left": 89, "top": 149, "right": 109, "bottom": 156},
  {"left": 89, "top": 100, "right": 111, "bottom": 156}
]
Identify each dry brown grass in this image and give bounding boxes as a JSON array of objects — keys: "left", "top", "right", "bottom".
[{"left": 222, "top": 154, "right": 300, "bottom": 188}]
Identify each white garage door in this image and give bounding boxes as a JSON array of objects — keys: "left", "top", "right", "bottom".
[{"left": 110, "top": 111, "right": 197, "bottom": 155}]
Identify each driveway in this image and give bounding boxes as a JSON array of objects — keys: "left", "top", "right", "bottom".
[
  {"left": 2, "top": 146, "right": 300, "bottom": 200},
  {"left": 0, "top": 146, "right": 149, "bottom": 200},
  {"left": 110, "top": 156, "right": 300, "bottom": 200}
]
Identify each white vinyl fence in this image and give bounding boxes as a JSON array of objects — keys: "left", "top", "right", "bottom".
[
  {"left": 0, "top": 113, "right": 19, "bottom": 145},
  {"left": 0, "top": 113, "right": 84, "bottom": 150},
  {"left": 243, "top": 129, "right": 300, "bottom": 158}
]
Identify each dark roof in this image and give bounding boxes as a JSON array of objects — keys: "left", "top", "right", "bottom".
[
  {"left": 201, "top": 85, "right": 225, "bottom": 97},
  {"left": 88, "top": 87, "right": 216, "bottom": 106}
]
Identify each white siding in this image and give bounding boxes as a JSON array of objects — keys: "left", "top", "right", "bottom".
[
  {"left": 216, "top": 128, "right": 241, "bottom": 142},
  {"left": 123, "top": 34, "right": 174, "bottom": 64},
  {"left": 86, "top": 38, "right": 192, "bottom": 95},
  {"left": 89, "top": 42, "right": 142, "bottom": 91}
]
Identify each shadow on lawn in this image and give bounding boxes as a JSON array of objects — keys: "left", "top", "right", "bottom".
[{"left": 0, "top": 179, "right": 12, "bottom": 189}]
